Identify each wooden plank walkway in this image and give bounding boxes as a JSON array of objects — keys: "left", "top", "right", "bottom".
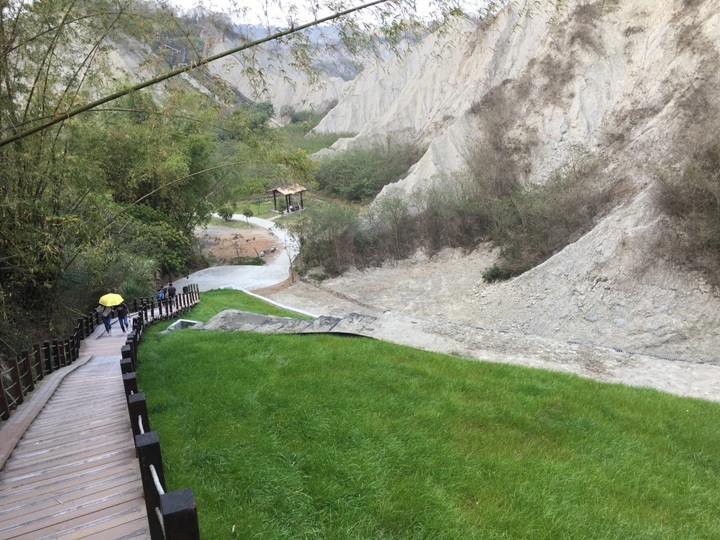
[{"left": 0, "top": 323, "right": 150, "bottom": 539}]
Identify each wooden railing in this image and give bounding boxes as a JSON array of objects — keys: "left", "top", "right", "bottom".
[
  {"left": 0, "top": 284, "right": 200, "bottom": 422},
  {"left": 0, "top": 283, "right": 202, "bottom": 539},
  {"left": 1, "top": 305, "right": 96, "bottom": 421},
  {"left": 121, "top": 285, "right": 201, "bottom": 539}
]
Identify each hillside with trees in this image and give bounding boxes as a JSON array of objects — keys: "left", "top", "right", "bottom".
[
  {"left": 0, "top": 0, "right": 469, "bottom": 359},
  {"left": 0, "top": 0, "right": 348, "bottom": 357}
]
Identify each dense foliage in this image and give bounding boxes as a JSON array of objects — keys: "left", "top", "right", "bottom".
[
  {"left": 290, "top": 157, "right": 616, "bottom": 279},
  {"left": 0, "top": 0, "right": 312, "bottom": 355},
  {"left": 656, "top": 133, "right": 720, "bottom": 287},
  {"left": 315, "top": 145, "right": 423, "bottom": 202}
]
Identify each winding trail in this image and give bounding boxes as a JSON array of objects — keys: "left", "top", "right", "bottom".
[{"left": 173, "top": 216, "right": 298, "bottom": 293}]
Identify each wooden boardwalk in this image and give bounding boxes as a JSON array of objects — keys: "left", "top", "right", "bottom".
[{"left": 0, "top": 323, "right": 150, "bottom": 539}]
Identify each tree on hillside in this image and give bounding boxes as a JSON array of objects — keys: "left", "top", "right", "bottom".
[{"left": 0, "top": 0, "right": 506, "bottom": 355}]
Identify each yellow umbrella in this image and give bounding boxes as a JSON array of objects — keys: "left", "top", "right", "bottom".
[{"left": 99, "top": 293, "right": 124, "bottom": 307}]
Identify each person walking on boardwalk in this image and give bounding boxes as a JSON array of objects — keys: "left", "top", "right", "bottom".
[
  {"left": 117, "top": 302, "right": 130, "bottom": 333},
  {"left": 97, "top": 293, "right": 124, "bottom": 336},
  {"left": 97, "top": 305, "right": 113, "bottom": 336},
  {"left": 167, "top": 282, "right": 177, "bottom": 301}
]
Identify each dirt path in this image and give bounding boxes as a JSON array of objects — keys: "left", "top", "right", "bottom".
[{"left": 197, "top": 223, "right": 282, "bottom": 264}]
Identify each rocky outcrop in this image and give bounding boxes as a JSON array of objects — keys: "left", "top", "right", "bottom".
[
  {"left": 203, "top": 24, "right": 349, "bottom": 116},
  {"left": 106, "top": 20, "right": 352, "bottom": 118},
  {"left": 315, "top": 0, "right": 720, "bottom": 195},
  {"left": 302, "top": 0, "right": 720, "bottom": 364}
]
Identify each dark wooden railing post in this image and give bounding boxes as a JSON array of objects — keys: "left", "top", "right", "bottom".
[
  {"left": 57, "top": 339, "right": 66, "bottom": 367},
  {"left": 120, "top": 356, "right": 133, "bottom": 375},
  {"left": 20, "top": 350, "right": 35, "bottom": 393},
  {"left": 0, "top": 376, "right": 10, "bottom": 420},
  {"left": 161, "top": 489, "right": 200, "bottom": 540},
  {"left": 123, "top": 372, "right": 138, "bottom": 397},
  {"left": 74, "top": 328, "right": 81, "bottom": 359},
  {"left": 51, "top": 340, "right": 60, "bottom": 370},
  {"left": 136, "top": 431, "right": 165, "bottom": 540},
  {"left": 121, "top": 344, "right": 134, "bottom": 373},
  {"left": 33, "top": 343, "right": 45, "bottom": 380},
  {"left": 10, "top": 357, "right": 24, "bottom": 406},
  {"left": 65, "top": 338, "right": 73, "bottom": 364},
  {"left": 128, "top": 392, "right": 150, "bottom": 439},
  {"left": 129, "top": 332, "right": 139, "bottom": 365},
  {"left": 43, "top": 341, "right": 53, "bottom": 374}
]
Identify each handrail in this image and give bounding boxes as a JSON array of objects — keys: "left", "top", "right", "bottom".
[
  {"left": 123, "top": 283, "right": 201, "bottom": 539},
  {"left": 1, "top": 282, "right": 202, "bottom": 539}
]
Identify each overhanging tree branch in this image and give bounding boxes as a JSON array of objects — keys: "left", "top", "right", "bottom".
[{"left": 0, "top": 0, "right": 391, "bottom": 148}]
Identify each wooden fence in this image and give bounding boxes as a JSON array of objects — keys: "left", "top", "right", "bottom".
[
  {"left": 122, "top": 283, "right": 201, "bottom": 539},
  {"left": 1, "top": 307, "right": 93, "bottom": 421},
  {"left": 0, "top": 283, "right": 202, "bottom": 539},
  {"left": 0, "top": 284, "right": 199, "bottom": 422}
]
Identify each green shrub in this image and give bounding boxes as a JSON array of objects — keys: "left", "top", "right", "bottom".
[
  {"left": 217, "top": 205, "right": 234, "bottom": 221},
  {"left": 230, "top": 256, "right": 265, "bottom": 265},
  {"left": 482, "top": 264, "right": 504, "bottom": 282},
  {"left": 290, "top": 109, "right": 321, "bottom": 126},
  {"left": 315, "top": 144, "right": 424, "bottom": 202},
  {"left": 656, "top": 134, "right": 720, "bottom": 286},
  {"left": 489, "top": 159, "right": 614, "bottom": 275},
  {"left": 287, "top": 202, "right": 361, "bottom": 275}
]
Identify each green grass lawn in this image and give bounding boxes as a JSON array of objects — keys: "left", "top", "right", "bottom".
[
  {"left": 206, "top": 200, "right": 278, "bottom": 221},
  {"left": 207, "top": 217, "right": 257, "bottom": 229},
  {"left": 182, "top": 289, "right": 313, "bottom": 323},
  {"left": 138, "top": 295, "right": 720, "bottom": 539}
]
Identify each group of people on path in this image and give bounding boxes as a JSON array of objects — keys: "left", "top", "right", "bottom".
[
  {"left": 97, "top": 302, "right": 130, "bottom": 336},
  {"left": 97, "top": 282, "right": 177, "bottom": 336},
  {"left": 156, "top": 282, "right": 177, "bottom": 303}
]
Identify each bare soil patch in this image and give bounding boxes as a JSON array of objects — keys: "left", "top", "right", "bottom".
[{"left": 196, "top": 224, "right": 282, "bottom": 264}]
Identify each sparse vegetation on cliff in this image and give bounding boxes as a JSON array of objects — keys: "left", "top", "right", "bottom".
[
  {"left": 656, "top": 133, "right": 720, "bottom": 287},
  {"left": 314, "top": 144, "right": 424, "bottom": 202}
]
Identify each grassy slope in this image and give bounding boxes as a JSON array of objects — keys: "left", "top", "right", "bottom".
[
  {"left": 179, "top": 289, "right": 312, "bottom": 324},
  {"left": 138, "top": 294, "right": 720, "bottom": 538}
]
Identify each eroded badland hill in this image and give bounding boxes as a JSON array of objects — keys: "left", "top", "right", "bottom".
[{"left": 275, "top": 0, "right": 720, "bottom": 369}]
